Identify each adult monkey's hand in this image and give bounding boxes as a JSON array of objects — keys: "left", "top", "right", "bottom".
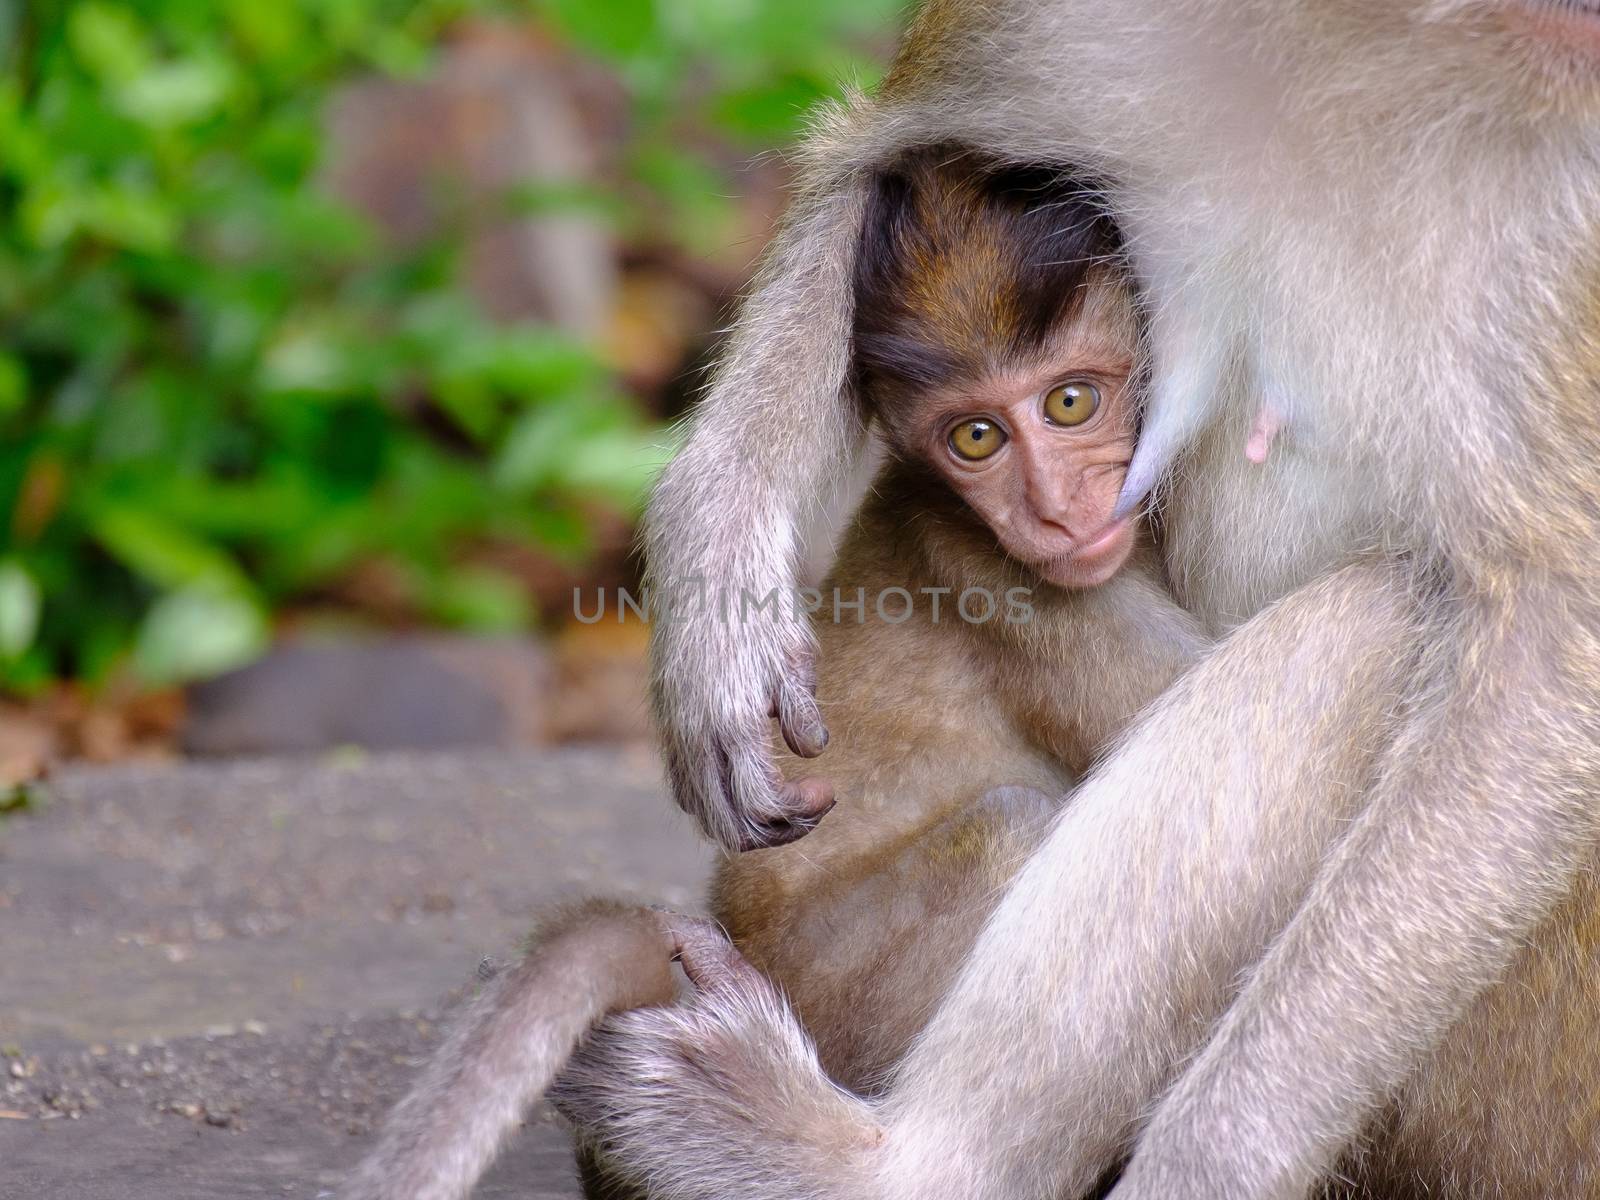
[{"left": 643, "top": 170, "right": 870, "bottom": 852}]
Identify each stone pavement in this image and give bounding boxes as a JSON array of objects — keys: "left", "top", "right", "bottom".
[{"left": 0, "top": 749, "right": 709, "bottom": 1199}]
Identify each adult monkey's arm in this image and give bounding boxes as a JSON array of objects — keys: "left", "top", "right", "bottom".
[
  {"left": 642, "top": 153, "right": 870, "bottom": 852},
  {"left": 639, "top": 0, "right": 1236, "bottom": 852},
  {"left": 642, "top": 0, "right": 1021, "bottom": 855}
]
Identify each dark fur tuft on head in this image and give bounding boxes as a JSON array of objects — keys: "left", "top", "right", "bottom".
[{"left": 852, "top": 148, "right": 1123, "bottom": 420}]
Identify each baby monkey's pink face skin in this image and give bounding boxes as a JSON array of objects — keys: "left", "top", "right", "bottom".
[{"left": 907, "top": 311, "right": 1140, "bottom": 590}]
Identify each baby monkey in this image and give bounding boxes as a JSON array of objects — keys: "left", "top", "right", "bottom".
[
  {"left": 347, "top": 151, "right": 1207, "bottom": 1200},
  {"left": 709, "top": 150, "right": 1207, "bottom": 1094}
]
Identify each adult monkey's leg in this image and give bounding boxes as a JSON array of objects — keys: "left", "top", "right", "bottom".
[
  {"left": 1113, "top": 580, "right": 1600, "bottom": 1200},
  {"left": 559, "top": 559, "right": 1429, "bottom": 1200}
]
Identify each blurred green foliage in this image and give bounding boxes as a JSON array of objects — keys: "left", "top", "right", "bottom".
[
  {"left": 538, "top": 0, "right": 901, "bottom": 250},
  {"left": 0, "top": 0, "right": 899, "bottom": 692}
]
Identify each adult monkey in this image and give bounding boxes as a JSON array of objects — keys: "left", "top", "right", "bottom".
[{"left": 563, "top": 1, "right": 1600, "bottom": 1198}]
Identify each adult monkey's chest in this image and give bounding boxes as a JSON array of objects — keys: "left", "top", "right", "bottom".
[{"left": 1156, "top": 380, "right": 1386, "bottom": 638}]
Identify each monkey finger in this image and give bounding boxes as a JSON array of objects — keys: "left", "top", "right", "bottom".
[
  {"left": 783, "top": 636, "right": 820, "bottom": 698},
  {"left": 781, "top": 774, "right": 835, "bottom": 821},
  {"left": 659, "top": 913, "right": 764, "bottom": 993},
  {"left": 735, "top": 776, "right": 836, "bottom": 852},
  {"left": 661, "top": 736, "right": 737, "bottom": 841},
  {"left": 696, "top": 730, "right": 835, "bottom": 851},
  {"left": 782, "top": 634, "right": 825, "bottom": 744},
  {"left": 723, "top": 742, "right": 791, "bottom": 847},
  {"left": 776, "top": 681, "right": 829, "bottom": 759}
]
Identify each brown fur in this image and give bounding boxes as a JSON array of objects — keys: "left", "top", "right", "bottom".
[
  {"left": 853, "top": 150, "right": 1129, "bottom": 417},
  {"left": 715, "top": 464, "right": 1204, "bottom": 1091}
]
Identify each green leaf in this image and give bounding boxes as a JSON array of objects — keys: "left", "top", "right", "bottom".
[
  {"left": 88, "top": 507, "right": 253, "bottom": 593},
  {"left": 225, "top": 0, "right": 304, "bottom": 62},
  {"left": 0, "top": 353, "right": 25, "bottom": 416},
  {"left": 82, "top": 184, "right": 181, "bottom": 253},
  {"left": 0, "top": 782, "right": 44, "bottom": 815},
  {"left": 117, "top": 59, "right": 233, "bottom": 128},
  {"left": 0, "top": 3, "right": 20, "bottom": 71},
  {"left": 496, "top": 402, "right": 667, "bottom": 510},
  {"left": 0, "top": 0, "right": 896, "bottom": 688},
  {"left": 711, "top": 73, "right": 834, "bottom": 141},
  {"left": 561, "top": 425, "right": 670, "bottom": 510},
  {"left": 133, "top": 585, "right": 268, "bottom": 684},
  {"left": 259, "top": 327, "right": 347, "bottom": 394},
  {"left": 0, "top": 561, "right": 41, "bottom": 659},
  {"left": 493, "top": 403, "right": 604, "bottom": 493},
  {"left": 544, "top": 0, "right": 659, "bottom": 58},
  {"left": 67, "top": 3, "right": 151, "bottom": 84},
  {"left": 427, "top": 567, "right": 531, "bottom": 631}
]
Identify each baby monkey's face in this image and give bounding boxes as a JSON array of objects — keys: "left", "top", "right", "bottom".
[{"left": 902, "top": 279, "right": 1140, "bottom": 589}]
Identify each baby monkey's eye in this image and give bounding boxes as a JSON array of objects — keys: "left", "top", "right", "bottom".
[
  {"left": 1044, "top": 381, "right": 1101, "bottom": 427},
  {"left": 949, "top": 419, "right": 1007, "bottom": 461}
]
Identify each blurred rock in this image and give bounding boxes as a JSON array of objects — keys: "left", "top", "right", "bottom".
[
  {"left": 182, "top": 636, "right": 551, "bottom": 757},
  {"left": 325, "top": 21, "right": 618, "bottom": 335}
]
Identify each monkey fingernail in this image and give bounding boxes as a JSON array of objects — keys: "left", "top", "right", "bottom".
[
  {"left": 739, "top": 800, "right": 835, "bottom": 851},
  {"left": 776, "top": 697, "right": 829, "bottom": 757},
  {"left": 782, "top": 721, "right": 829, "bottom": 759}
]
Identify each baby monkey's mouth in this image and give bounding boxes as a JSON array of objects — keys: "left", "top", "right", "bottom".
[
  {"left": 1029, "top": 517, "right": 1136, "bottom": 591},
  {"left": 1075, "top": 517, "right": 1133, "bottom": 561}
]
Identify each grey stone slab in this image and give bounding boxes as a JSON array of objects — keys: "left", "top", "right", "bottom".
[
  {"left": 182, "top": 636, "right": 552, "bottom": 757},
  {"left": 0, "top": 749, "right": 709, "bottom": 1199}
]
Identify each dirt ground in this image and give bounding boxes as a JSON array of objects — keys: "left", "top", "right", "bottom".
[{"left": 0, "top": 749, "right": 709, "bottom": 1199}]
